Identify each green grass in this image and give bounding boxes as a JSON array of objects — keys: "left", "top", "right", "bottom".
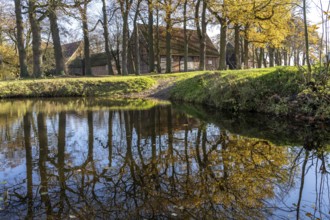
[
  {"left": 170, "top": 67, "right": 330, "bottom": 120},
  {"left": 0, "top": 71, "right": 205, "bottom": 99},
  {"left": 2, "top": 67, "right": 330, "bottom": 120},
  {"left": 0, "top": 76, "right": 155, "bottom": 98}
]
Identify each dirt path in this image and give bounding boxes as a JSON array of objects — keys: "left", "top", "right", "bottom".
[{"left": 124, "top": 77, "right": 176, "bottom": 100}]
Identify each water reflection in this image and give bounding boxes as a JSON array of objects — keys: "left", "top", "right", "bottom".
[{"left": 0, "top": 99, "right": 329, "bottom": 219}]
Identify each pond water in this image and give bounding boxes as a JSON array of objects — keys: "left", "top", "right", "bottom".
[{"left": 0, "top": 98, "right": 330, "bottom": 220}]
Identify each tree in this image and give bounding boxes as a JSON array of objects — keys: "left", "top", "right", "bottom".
[
  {"left": 302, "top": 0, "right": 312, "bottom": 81},
  {"left": 160, "top": 0, "right": 181, "bottom": 73},
  {"left": 0, "top": 44, "right": 19, "bottom": 79},
  {"left": 195, "top": 0, "right": 207, "bottom": 70},
  {"left": 232, "top": 0, "right": 292, "bottom": 68},
  {"left": 133, "top": 0, "right": 142, "bottom": 75},
  {"left": 118, "top": 0, "right": 133, "bottom": 75},
  {"left": 14, "top": 0, "right": 29, "bottom": 78},
  {"left": 28, "top": 0, "right": 43, "bottom": 77},
  {"left": 48, "top": 0, "right": 66, "bottom": 75},
  {"left": 148, "top": 0, "right": 155, "bottom": 73},
  {"left": 76, "top": 0, "right": 92, "bottom": 76},
  {"left": 101, "top": 0, "right": 115, "bottom": 75},
  {"left": 183, "top": 0, "right": 188, "bottom": 72},
  {"left": 207, "top": 0, "right": 229, "bottom": 70}
]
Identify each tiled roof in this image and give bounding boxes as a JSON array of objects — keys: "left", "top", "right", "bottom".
[
  {"left": 68, "top": 52, "right": 112, "bottom": 68},
  {"left": 62, "top": 41, "right": 82, "bottom": 59},
  {"left": 138, "top": 24, "right": 219, "bottom": 57}
]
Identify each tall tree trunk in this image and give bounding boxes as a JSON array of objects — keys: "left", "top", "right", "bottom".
[
  {"left": 195, "top": 0, "right": 206, "bottom": 70},
  {"left": 49, "top": 1, "right": 66, "bottom": 75},
  {"left": 156, "top": 7, "right": 161, "bottom": 73},
  {"left": 183, "top": 0, "right": 188, "bottom": 72},
  {"left": 15, "top": 0, "right": 29, "bottom": 78},
  {"left": 201, "top": 1, "right": 207, "bottom": 70},
  {"left": 148, "top": 0, "right": 155, "bottom": 73},
  {"left": 283, "top": 49, "right": 288, "bottom": 66},
  {"left": 252, "top": 45, "right": 255, "bottom": 68},
  {"left": 122, "top": 11, "right": 129, "bottom": 75},
  {"left": 269, "top": 47, "right": 275, "bottom": 67},
  {"left": 165, "top": 11, "right": 172, "bottom": 73},
  {"left": 219, "top": 21, "right": 227, "bottom": 70},
  {"left": 195, "top": 0, "right": 206, "bottom": 71},
  {"left": 275, "top": 49, "right": 281, "bottom": 66},
  {"left": 303, "top": 0, "right": 312, "bottom": 81},
  {"left": 102, "top": 0, "right": 114, "bottom": 75},
  {"left": 263, "top": 49, "right": 267, "bottom": 67},
  {"left": 134, "top": 24, "right": 140, "bottom": 75},
  {"left": 112, "top": 45, "right": 121, "bottom": 74},
  {"left": 243, "top": 35, "right": 249, "bottom": 69},
  {"left": 80, "top": 2, "right": 92, "bottom": 76},
  {"left": 302, "top": 53, "right": 306, "bottom": 65},
  {"left": 234, "top": 24, "right": 241, "bottom": 69},
  {"left": 28, "top": 0, "right": 42, "bottom": 78},
  {"left": 257, "top": 47, "right": 263, "bottom": 68},
  {"left": 133, "top": 0, "right": 141, "bottom": 75}
]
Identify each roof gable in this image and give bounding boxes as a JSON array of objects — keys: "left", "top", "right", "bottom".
[
  {"left": 137, "top": 24, "right": 219, "bottom": 57},
  {"left": 62, "top": 41, "right": 82, "bottom": 60}
]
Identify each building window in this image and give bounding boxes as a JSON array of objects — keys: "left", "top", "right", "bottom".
[
  {"left": 180, "top": 57, "right": 195, "bottom": 71},
  {"left": 208, "top": 60, "right": 213, "bottom": 65}
]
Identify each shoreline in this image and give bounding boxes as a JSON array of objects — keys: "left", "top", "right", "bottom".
[{"left": 1, "top": 68, "right": 330, "bottom": 122}]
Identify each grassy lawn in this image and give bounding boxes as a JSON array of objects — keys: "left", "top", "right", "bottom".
[
  {"left": 0, "top": 71, "right": 207, "bottom": 98},
  {"left": 1, "top": 67, "right": 330, "bottom": 120},
  {"left": 170, "top": 67, "right": 330, "bottom": 120},
  {"left": 0, "top": 75, "right": 156, "bottom": 98}
]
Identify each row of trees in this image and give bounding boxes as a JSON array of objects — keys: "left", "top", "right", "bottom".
[{"left": 0, "top": 0, "right": 327, "bottom": 79}]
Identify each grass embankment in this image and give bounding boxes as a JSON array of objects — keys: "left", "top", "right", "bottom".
[
  {"left": 170, "top": 67, "right": 330, "bottom": 120},
  {"left": 0, "top": 76, "right": 155, "bottom": 98},
  {"left": 1, "top": 67, "right": 330, "bottom": 120}
]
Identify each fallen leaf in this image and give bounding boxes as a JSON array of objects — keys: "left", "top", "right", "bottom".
[{"left": 305, "top": 212, "right": 312, "bottom": 217}]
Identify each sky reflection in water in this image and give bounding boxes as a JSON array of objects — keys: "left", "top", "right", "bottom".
[{"left": 0, "top": 98, "right": 329, "bottom": 220}]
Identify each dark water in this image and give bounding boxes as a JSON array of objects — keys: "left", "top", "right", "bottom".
[{"left": 0, "top": 98, "right": 330, "bottom": 220}]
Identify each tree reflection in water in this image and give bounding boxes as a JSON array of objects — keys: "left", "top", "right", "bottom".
[{"left": 0, "top": 99, "right": 329, "bottom": 219}]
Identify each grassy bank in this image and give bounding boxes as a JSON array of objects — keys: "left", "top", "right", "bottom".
[
  {"left": 0, "top": 76, "right": 155, "bottom": 98},
  {"left": 170, "top": 67, "right": 330, "bottom": 120},
  {"left": 1, "top": 67, "right": 330, "bottom": 120}
]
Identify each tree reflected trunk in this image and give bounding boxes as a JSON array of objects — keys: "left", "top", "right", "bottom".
[
  {"left": 108, "top": 111, "right": 113, "bottom": 167},
  {"left": 296, "top": 150, "right": 309, "bottom": 220},
  {"left": 124, "top": 111, "right": 137, "bottom": 182},
  {"left": 167, "top": 106, "right": 175, "bottom": 191},
  {"left": 184, "top": 122, "right": 190, "bottom": 186},
  {"left": 24, "top": 113, "right": 33, "bottom": 219},
  {"left": 37, "top": 113, "right": 52, "bottom": 216},
  {"left": 87, "top": 111, "right": 94, "bottom": 162},
  {"left": 57, "top": 111, "right": 66, "bottom": 217}
]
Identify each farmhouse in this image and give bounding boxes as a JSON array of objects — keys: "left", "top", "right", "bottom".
[
  {"left": 130, "top": 25, "right": 220, "bottom": 73},
  {"left": 62, "top": 26, "right": 228, "bottom": 75},
  {"left": 61, "top": 41, "right": 119, "bottom": 75}
]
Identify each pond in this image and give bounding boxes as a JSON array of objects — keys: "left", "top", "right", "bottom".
[{"left": 0, "top": 98, "right": 329, "bottom": 219}]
